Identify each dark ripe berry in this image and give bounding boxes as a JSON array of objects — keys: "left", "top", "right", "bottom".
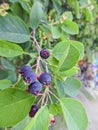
[
  {"left": 20, "top": 66, "right": 36, "bottom": 84},
  {"left": 40, "top": 49, "right": 50, "bottom": 59},
  {"left": 38, "top": 72, "right": 51, "bottom": 85},
  {"left": 23, "top": 71, "right": 36, "bottom": 84},
  {"left": 29, "top": 104, "right": 38, "bottom": 117},
  {"left": 20, "top": 66, "right": 32, "bottom": 75},
  {"left": 29, "top": 81, "right": 42, "bottom": 96}
]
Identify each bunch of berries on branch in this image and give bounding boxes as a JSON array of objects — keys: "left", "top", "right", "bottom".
[{"left": 19, "top": 48, "right": 53, "bottom": 118}]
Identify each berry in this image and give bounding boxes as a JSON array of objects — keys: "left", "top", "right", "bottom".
[
  {"left": 29, "top": 104, "right": 38, "bottom": 117},
  {"left": 50, "top": 114, "right": 55, "bottom": 125},
  {"left": 19, "top": 66, "right": 32, "bottom": 76},
  {"left": 19, "top": 66, "right": 36, "bottom": 84},
  {"left": 29, "top": 81, "right": 42, "bottom": 96},
  {"left": 38, "top": 72, "right": 51, "bottom": 85},
  {"left": 23, "top": 71, "right": 36, "bottom": 84},
  {"left": 40, "top": 49, "right": 50, "bottom": 59}
]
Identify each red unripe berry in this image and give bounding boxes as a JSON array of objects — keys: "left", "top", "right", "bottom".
[{"left": 50, "top": 114, "right": 55, "bottom": 125}]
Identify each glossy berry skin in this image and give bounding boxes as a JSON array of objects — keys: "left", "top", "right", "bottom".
[
  {"left": 40, "top": 49, "right": 50, "bottom": 59},
  {"left": 29, "top": 81, "right": 42, "bottom": 96},
  {"left": 20, "top": 66, "right": 36, "bottom": 84},
  {"left": 29, "top": 104, "right": 38, "bottom": 117},
  {"left": 38, "top": 72, "right": 51, "bottom": 85}
]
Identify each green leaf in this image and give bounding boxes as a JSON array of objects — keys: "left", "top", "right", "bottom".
[
  {"left": 7, "top": 70, "right": 17, "bottom": 83},
  {"left": 63, "top": 77, "right": 82, "bottom": 97},
  {"left": 58, "top": 67, "right": 79, "bottom": 77},
  {"left": 51, "top": 40, "right": 80, "bottom": 72},
  {"left": 56, "top": 80, "right": 65, "bottom": 98},
  {"left": 70, "top": 40, "right": 84, "bottom": 59},
  {"left": 30, "top": 1, "right": 43, "bottom": 29},
  {"left": 12, "top": 116, "right": 31, "bottom": 130},
  {"left": 60, "top": 44, "right": 79, "bottom": 71},
  {"left": 61, "top": 46, "right": 79, "bottom": 70},
  {"left": 52, "top": 41, "right": 69, "bottom": 61},
  {"left": 60, "top": 20, "right": 79, "bottom": 35},
  {"left": 1, "top": 58, "right": 15, "bottom": 71},
  {"left": 51, "top": 25, "right": 61, "bottom": 39},
  {"left": 74, "top": 1, "right": 80, "bottom": 18},
  {"left": 0, "top": 40, "right": 24, "bottom": 57},
  {"left": 15, "top": 78, "right": 28, "bottom": 90},
  {"left": 49, "top": 104, "right": 61, "bottom": 116},
  {"left": 47, "top": 54, "right": 59, "bottom": 72},
  {"left": 25, "top": 106, "right": 49, "bottom": 130},
  {"left": 0, "top": 14, "right": 30, "bottom": 43},
  {"left": 10, "top": 2, "right": 24, "bottom": 19},
  {"left": 82, "top": 8, "right": 92, "bottom": 21},
  {"left": 61, "top": 11, "right": 73, "bottom": 21},
  {"left": 0, "top": 88, "right": 34, "bottom": 127},
  {"left": 0, "top": 79, "right": 12, "bottom": 90},
  {"left": 60, "top": 98, "right": 88, "bottom": 130},
  {"left": 20, "top": 2, "right": 30, "bottom": 14},
  {"left": 0, "top": 70, "right": 8, "bottom": 80},
  {"left": 53, "top": 0, "right": 62, "bottom": 14},
  {"left": 67, "top": 0, "right": 80, "bottom": 18}
]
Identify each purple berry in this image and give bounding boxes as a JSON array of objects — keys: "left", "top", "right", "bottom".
[
  {"left": 29, "top": 81, "right": 42, "bottom": 96},
  {"left": 40, "top": 49, "right": 50, "bottom": 59},
  {"left": 20, "top": 66, "right": 32, "bottom": 75},
  {"left": 39, "top": 72, "right": 51, "bottom": 85},
  {"left": 19, "top": 66, "right": 36, "bottom": 84},
  {"left": 23, "top": 71, "right": 36, "bottom": 84},
  {"left": 29, "top": 104, "right": 38, "bottom": 117}
]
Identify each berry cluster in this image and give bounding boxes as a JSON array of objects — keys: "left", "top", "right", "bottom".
[
  {"left": 19, "top": 49, "right": 54, "bottom": 119},
  {"left": 20, "top": 65, "right": 51, "bottom": 96}
]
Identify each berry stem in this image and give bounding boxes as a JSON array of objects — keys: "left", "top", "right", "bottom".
[
  {"left": 31, "top": 30, "right": 49, "bottom": 73},
  {"left": 41, "top": 87, "right": 49, "bottom": 106},
  {"left": 45, "top": 94, "right": 49, "bottom": 105},
  {"left": 41, "top": 59, "right": 49, "bottom": 72},
  {"left": 37, "top": 96, "right": 43, "bottom": 106},
  {"left": 48, "top": 93, "right": 53, "bottom": 104},
  {"left": 35, "top": 56, "right": 42, "bottom": 74},
  {"left": 30, "top": 29, "right": 41, "bottom": 54},
  {"left": 49, "top": 90, "right": 60, "bottom": 102},
  {"left": 31, "top": 63, "right": 37, "bottom": 68}
]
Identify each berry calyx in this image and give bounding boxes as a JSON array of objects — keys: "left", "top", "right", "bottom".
[
  {"left": 29, "top": 81, "right": 42, "bottom": 96},
  {"left": 40, "top": 49, "right": 50, "bottom": 59},
  {"left": 26, "top": 88, "right": 30, "bottom": 93},
  {"left": 29, "top": 104, "right": 38, "bottom": 117},
  {"left": 19, "top": 66, "right": 36, "bottom": 84},
  {"left": 38, "top": 72, "right": 51, "bottom": 85}
]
